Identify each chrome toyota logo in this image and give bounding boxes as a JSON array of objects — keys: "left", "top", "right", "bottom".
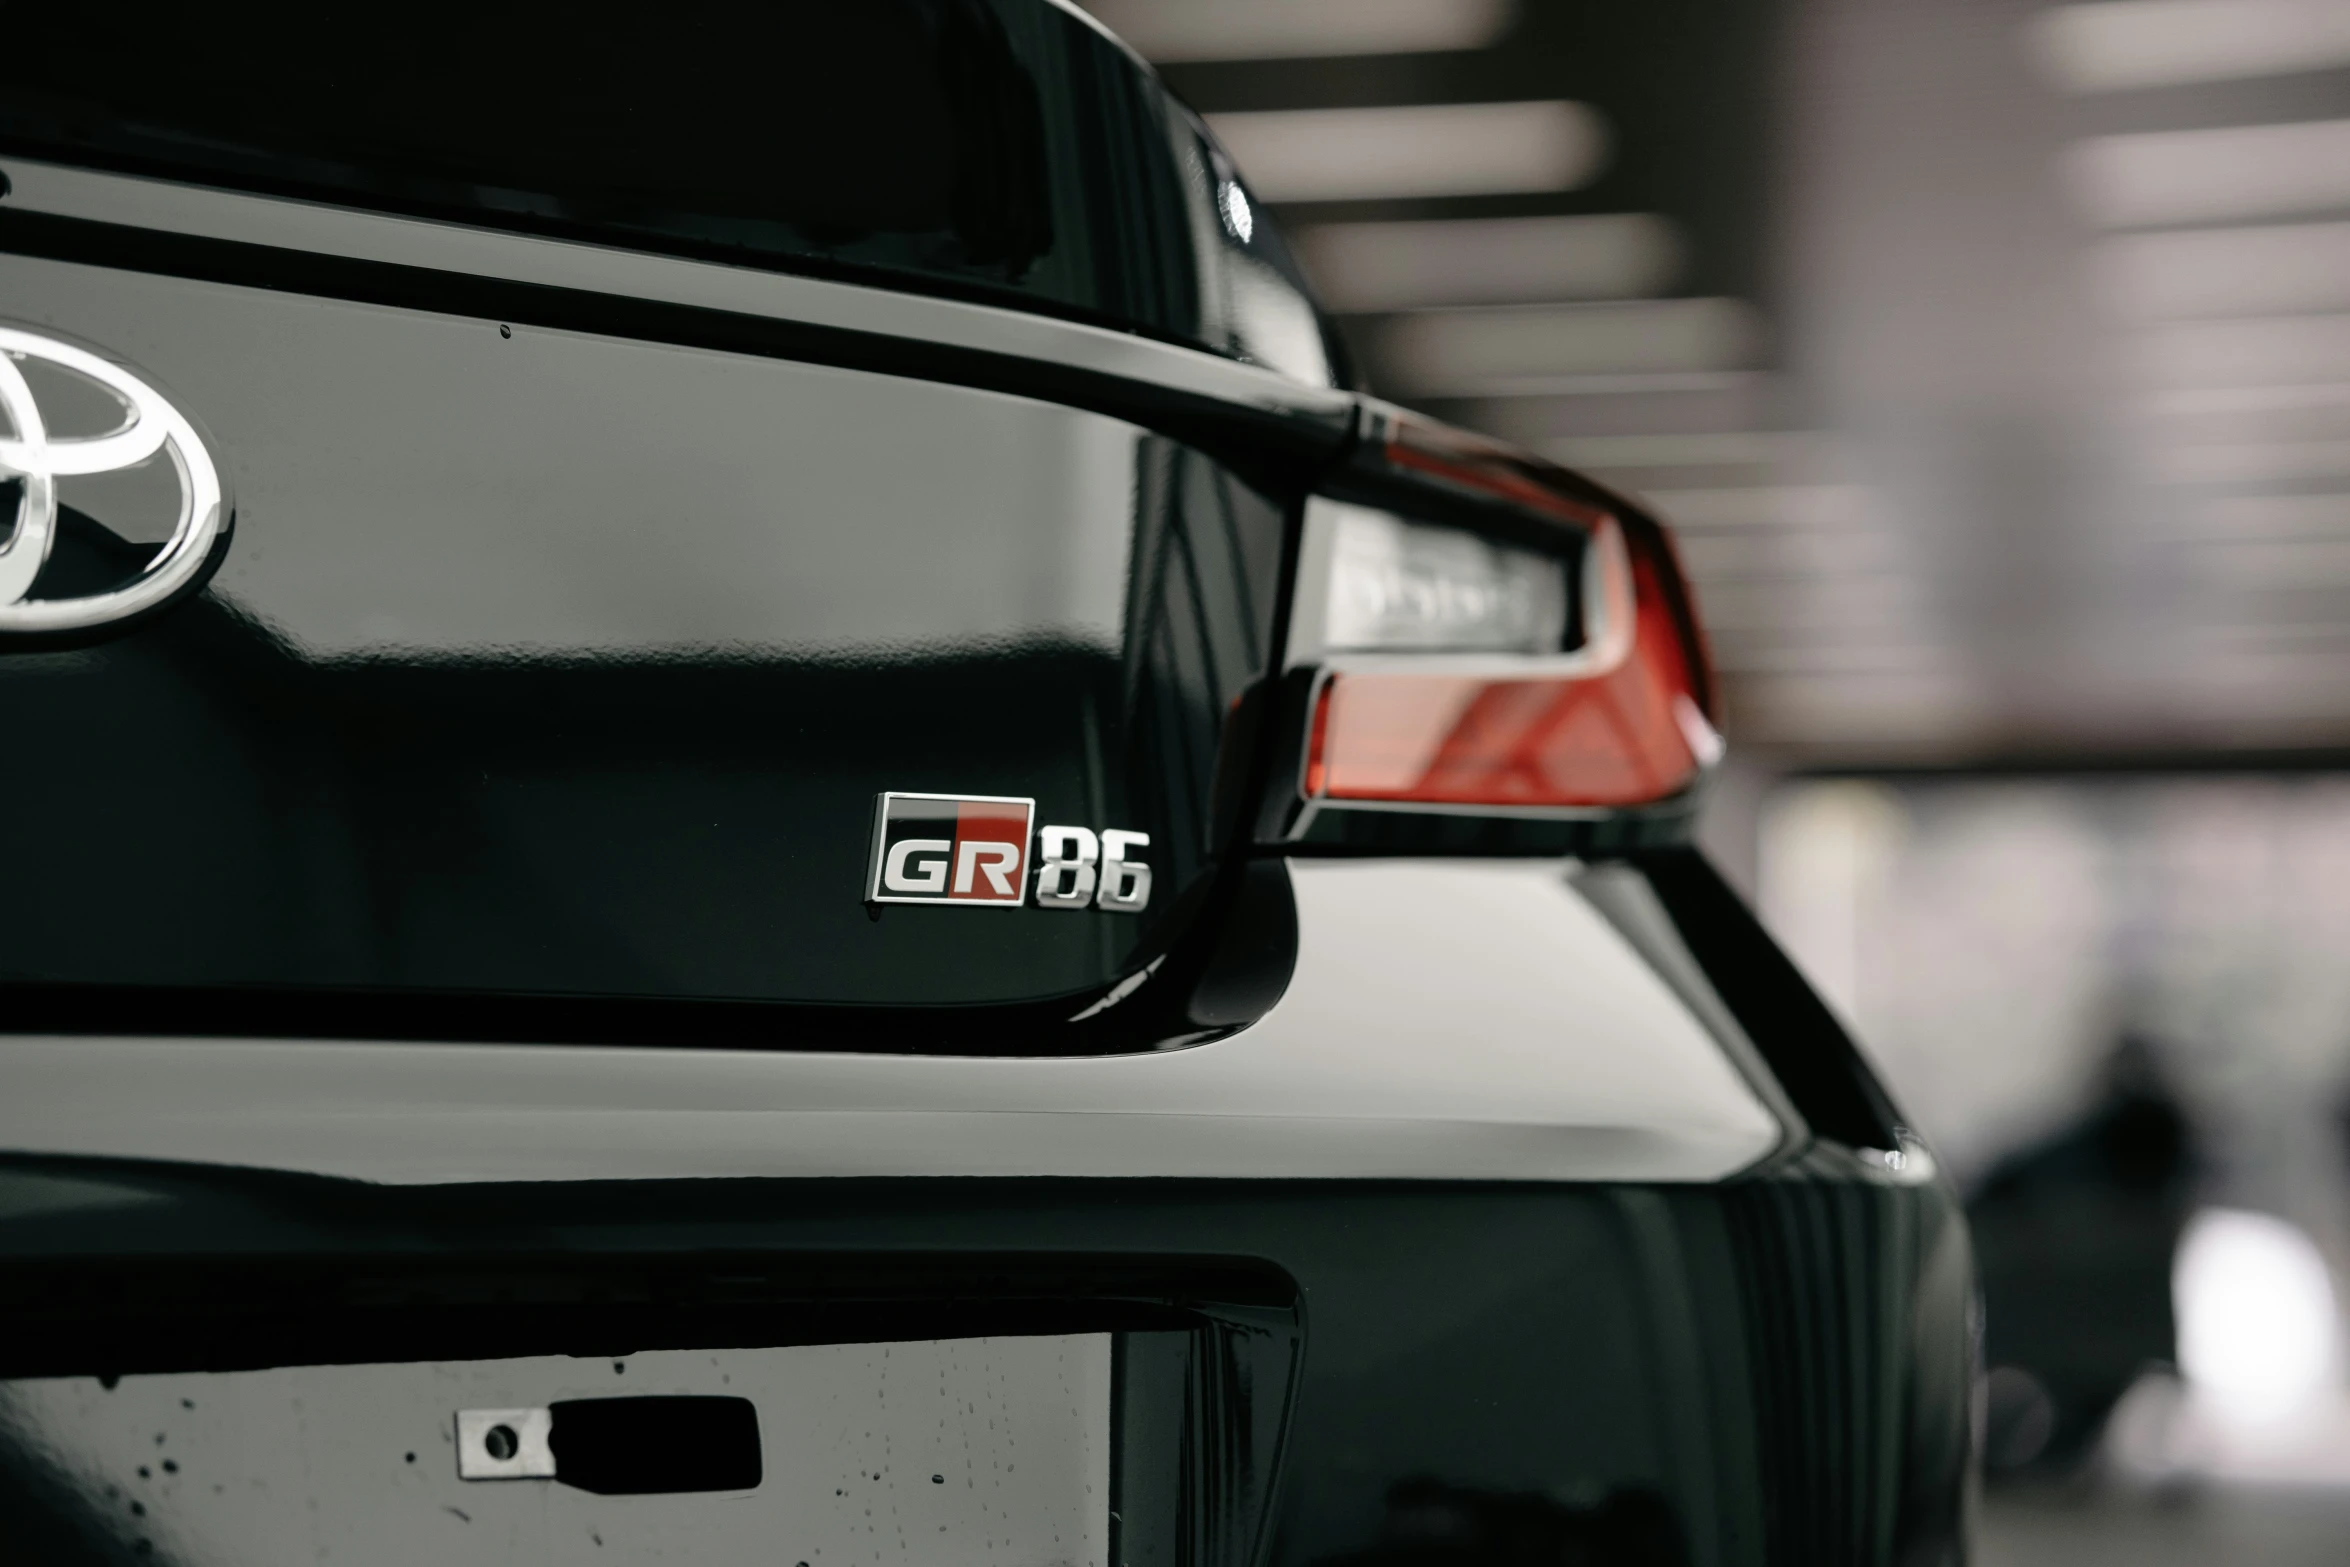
[{"left": 0, "top": 324, "right": 229, "bottom": 636}]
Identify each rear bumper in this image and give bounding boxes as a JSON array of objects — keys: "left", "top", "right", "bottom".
[
  {"left": 0, "top": 861, "right": 1782, "bottom": 1186},
  {"left": 0, "top": 1159, "right": 1972, "bottom": 1567}
]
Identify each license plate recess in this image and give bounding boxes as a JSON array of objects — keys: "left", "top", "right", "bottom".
[{"left": 0, "top": 1254, "right": 1300, "bottom": 1567}]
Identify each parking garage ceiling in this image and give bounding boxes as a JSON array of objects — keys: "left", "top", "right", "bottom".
[{"left": 1089, "top": 0, "right": 2350, "bottom": 766}]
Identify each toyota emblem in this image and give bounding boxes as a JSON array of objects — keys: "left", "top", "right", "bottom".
[{"left": 0, "top": 323, "right": 230, "bottom": 637}]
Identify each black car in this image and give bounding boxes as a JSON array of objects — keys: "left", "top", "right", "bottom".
[{"left": 0, "top": 4, "right": 1972, "bottom": 1564}]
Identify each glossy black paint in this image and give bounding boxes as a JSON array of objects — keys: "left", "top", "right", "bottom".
[
  {"left": 0, "top": 1151, "right": 1971, "bottom": 1567},
  {"left": 0, "top": 13, "right": 1974, "bottom": 1565},
  {"left": 0, "top": 207, "right": 1355, "bottom": 487},
  {"left": 0, "top": 0, "right": 1334, "bottom": 378},
  {"left": 0, "top": 170, "right": 1734, "bottom": 1049},
  {"left": 1632, "top": 851, "right": 1906, "bottom": 1153},
  {"left": 0, "top": 336, "right": 1299, "bottom": 1042}
]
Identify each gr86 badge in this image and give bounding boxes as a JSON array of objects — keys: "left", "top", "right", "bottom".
[{"left": 867, "top": 792, "right": 1152, "bottom": 912}]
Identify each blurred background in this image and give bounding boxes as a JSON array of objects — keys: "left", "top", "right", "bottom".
[{"left": 1084, "top": 0, "right": 2350, "bottom": 1560}]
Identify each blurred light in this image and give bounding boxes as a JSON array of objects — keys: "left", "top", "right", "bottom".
[
  {"left": 1546, "top": 432, "right": 1817, "bottom": 470},
  {"left": 2099, "top": 1370, "right": 2202, "bottom": 1486},
  {"left": 2100, "top": 223, "right": 2350, "bottom": 319},
  {"left": 2067, "top": 119, "right": 2350, "bottom": 228},
  {"left": 1709, "top": 640, "right": 1951, "bottom": 676},
  {"left": 1629, "top": 483, "right": 1876, "bottom": 532},
  {"left": 2158, "top": 439, "right": 2350, "bottom": 484},
  {"left": 1428, "top": 371, "right": 1759, "bottom": 397},
  {"left": 1983, "top": 1366, "right": 2060, "bottom": 1470},
  {"left": 1756, "top": 782, "right": 1910, "bottom": 1017},
  {"left": 1322, "top": 504, "right": 1568, "bottom": 653},
  {"left": 2199, "top": 492, "right": 2350, "bottom": 534},
  {"left": 2177, "top": 651, "right": 2350, "bottom": 711},
  {"left": 1461, "top": 386, "right": 1777, "bottom": 445},
  {"left": 1206, "top": 101, "right": 1605, "bottom": 203},
  {"left": 1674, "top": 527, "right": 1903, "bottom": 580},
  {"left": 1696, "top": 580, "right": 1921, "bottom": 635},
  {"left": 1736, "top": 673, "right": 1989, "bottom": 745},
  {"left": 2190, "top": 536, "right": 2350, "bottom": 584},
  {"left": 2171, "top": 610, "right": 2350, "bottom": 639},
  {"left": 1294, "top": 214, "right": 1681, "bottom": 312},
  {"left": 1085, "top": 0, "right": 1516, "bottom": 62},
  {"left": 1218, "top": 181, "right": 1254, "bottom": 243},
  {"left": 1376, "top": 298, "right": 1762, "bottom": 396},
  {"left": 2135, "top": 390, "right": 2350, "bottom": 446},
  {"left": 2030, "top": 0, "right": 2350, "bottom": 93},
  {"left": 2147, "top": 382, "right": 2350, "bottom": 416},
  {"left": 2135, "top": 314, "right": 2350, "bottom": 387},
  {"left": 2175, "top": 1207, "right": 2339, "bottom": 1419}
]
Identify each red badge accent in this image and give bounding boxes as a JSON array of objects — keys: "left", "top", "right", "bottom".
[
  {"left": 949, "top": 800, "right": 1031, "bottom": 902},
  {"left": 867, "top": 793, "right": 1035, "bottom": 907}
]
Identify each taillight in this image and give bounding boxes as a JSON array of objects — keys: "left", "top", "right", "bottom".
[{"left": 1268, "top": 407, "right": 1719, "bottom": 846}]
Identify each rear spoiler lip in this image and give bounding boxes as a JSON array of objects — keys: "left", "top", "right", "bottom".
[{"left": 0, "top": 152, "right": 1355, "bottom": 489}]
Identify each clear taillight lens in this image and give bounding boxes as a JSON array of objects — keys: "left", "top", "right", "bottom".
[
  {"left": 1284, "top": 409, "right": 1719, "bottom": 823},
  {"left": 1322, "top": 503, "right": 1568, "bottom": 654}
]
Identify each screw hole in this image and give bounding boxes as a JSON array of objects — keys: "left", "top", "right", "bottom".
[{"left": 483, "top": 1424, "right": 519, "bottom": 1462}]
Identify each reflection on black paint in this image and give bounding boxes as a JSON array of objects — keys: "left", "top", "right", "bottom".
[
  {"left": 0, "top": 0, "right": 1324, "bottom": 369},
  {"left": 1726, "top": 1154, "right": 1974, "bottom": 1567},
  {"left": 0, "top": 1417, "right": 137, "bottom": 1567},
  {"left": 0, "top": 1149, "right": 1972, "bottom": 1567},
  {"left": 0, "top": 442, "right": 1285, "bottom": 1041},
  {"left": 1327, "top": 1478, "right": 1690, "bottom": 1567},
  {"left": 22, "top": 509, "right": 166, "bottom": 606}
]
